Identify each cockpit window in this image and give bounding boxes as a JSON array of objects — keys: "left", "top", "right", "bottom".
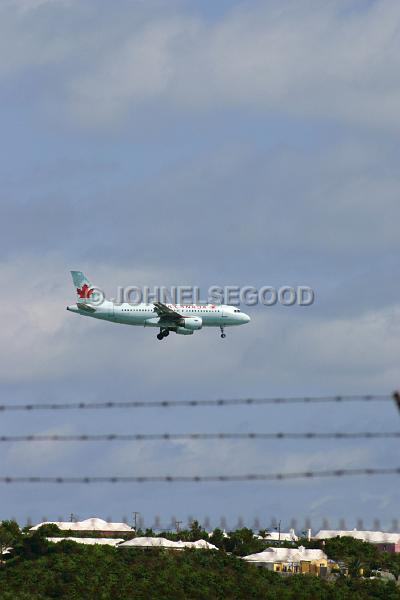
[{"left": 234, "top": 309, "right": 241, "bottom": 312}]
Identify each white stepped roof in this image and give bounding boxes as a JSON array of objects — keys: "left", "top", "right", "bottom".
[
  {"left": 314, "top": 529, "right": 400, "bottom": 544},
  {"left": 31, "top": 518, "right": 133, "bottom": 532},
  {"left": 243, "top": 546, "right": 327, "bottom": 563},
  {"left": 47, "top": 537, "right": 124, "bottom": 546},
  {"left": 118, "top": 537, "right": 218, "bottom": 550},
  {"left": 183, "top": 539, "right": 218, "bottom": 549},
  {"left": 255, "top": 531, "right": 298, "bottom": 542}
]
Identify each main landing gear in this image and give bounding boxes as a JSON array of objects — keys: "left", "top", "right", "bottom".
[
  {"left": 157, "top": 329, "right": 170, "bottom": 341},
  {"left": 220, "top": 326, "right": 226, "bottom": 339}
]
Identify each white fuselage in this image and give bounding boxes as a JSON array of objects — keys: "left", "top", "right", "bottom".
[{"left": 67, "top": 301, "right": 250, "bottom": 328}]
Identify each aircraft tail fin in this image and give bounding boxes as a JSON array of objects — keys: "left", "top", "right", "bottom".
[
  {"left": 70, "top": 271, "right": 96, "bottom": 299},
  {"left": 69, "top": 271, "right": 105, "bottom": 312}
]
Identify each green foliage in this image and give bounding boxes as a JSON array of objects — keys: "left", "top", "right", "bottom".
[
  {"left": 2, "top": 526, "right": 400, "bottom": 598},
  {"left": 0, "top": 521, "right": 20, "bottom": 539},
  {"left": 208, "top": 528, "right": 226, "bottom": 548},
  {"left": 210, "top": 527, "right": 268, "bottom": 556},
  {"left": 187, "top": 520, "right": 208, "bottom": 542},
  {"left": 321, "top": 536, "right": 381, "bottom": 578},
  {"left": 153, "top": 521, "right": 209, "bottom": 543},
  {"left": 35, "top": 524, "right": 63, "bottom": 537},
  {"left": 0, "top": 543, "right": 398, "bottom": 600},
  {"left": 324, "top": 537, "right": 380, "bottom": 566},
  {"left": 376, "top": 552, "right": 400, "bottom": 578},
  {"left": 12, "top": 530, "right": 52, "bottom": 560},
  {"left": 0, "top": 520, "right": 21, "bottom": 558}
]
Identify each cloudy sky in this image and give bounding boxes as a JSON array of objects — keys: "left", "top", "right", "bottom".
[{"left": 1, "top": 0, "right": 399, "bottom": 531}]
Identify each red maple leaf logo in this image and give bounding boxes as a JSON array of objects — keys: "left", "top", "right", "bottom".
[{"left": 77, "top": 284, "right": 94, "bottom": 299}]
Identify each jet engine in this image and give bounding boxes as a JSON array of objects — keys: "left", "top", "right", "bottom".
[
  {"left": 175, "top": 327, "right": 194, "bottom": 335},
  {"left": 179, "top": 317, "right": 202, "bottom": 330}
]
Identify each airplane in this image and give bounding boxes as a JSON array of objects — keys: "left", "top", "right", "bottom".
[{"left": 67, "top": 271, "right": 250, "bottom": 340}]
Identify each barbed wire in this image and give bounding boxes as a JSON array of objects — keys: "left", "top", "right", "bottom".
[
  {"left": 0, "top": 467, "right": 399, "bottom": 484},
  {"left": 0, "top": 431, "right": 399, "bottom": 442},
  {"left": 0, "top": 393, "right": 392, "bottom": 412}
]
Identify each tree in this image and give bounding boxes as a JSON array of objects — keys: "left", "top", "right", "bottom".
[
  {"left": 348, "top": 556, "right": 364, "bottom": 578},
  {"left": 187, "top": 520, "right": 208, "bottom": 542},
  {"left": 220, "top": 528, "right": 268, "bottom": 556},
  {"left": 208, "top": 528, "right": 226, "bottom": 549},
  {"left": 258, "top": 529, "right": 271, "bottom": 539},
  {"left": 317, "top": 536, "right": 385, "bottom": 579},
  {"left": 36, "top": 524, "right": 62, "bottom": 537},
  {"left": 0, "top": 520, "right": 21, "bottom": 561},
  {"left": 13, "top": 530, "right": 51, "bottom": 559}
]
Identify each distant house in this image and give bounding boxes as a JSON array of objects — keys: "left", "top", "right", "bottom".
[
  {"left": 314, "top": 529, "right": 400, "bottom": 553},
  {"left": 255, "top": 528, "right": 298, "bottom": 543},
  {"left": 243, "top": 546, "right": 328, "bottom": 576},
  {"left": 30, "top": 517, "right": 133, "bottom": 538},
  {"left": 47, "top": 537, "right": 124, "bottom": 546},
  {"left": 118, "top": 537, "right": 218, "bottom": 551},
  {"left": 0, "top": 547, "right": 11, "bottom": 559}
]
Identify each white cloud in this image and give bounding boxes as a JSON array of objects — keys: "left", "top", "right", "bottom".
[
  {"left": 0, "top": 0, "right": 400, "bottom": 128},
  {"left": 237, "top": 301, "right": 400, "bottom": 394},
  {"left": 69, "top": 0, "right": 400, "bottom": 128},
  {"left": 0, "top": 1, "right": 76, "bottom": 76},
  {"left": 285, "top": 306, "right": 400, "bottom": 380},
  {"left": 69, "top": 17, "right": 196, "bottom": 124}
]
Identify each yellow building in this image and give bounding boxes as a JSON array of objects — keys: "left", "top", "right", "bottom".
[{"left": 243, "top": 546, "right": 328, "bottom": 576}]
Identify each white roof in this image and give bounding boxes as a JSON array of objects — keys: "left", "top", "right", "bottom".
[
  {"left": 314, "top": 529, "right": 400, "bottom": 544},
  {"left": 243, "top": 546, "right": 327, "bottom": 564},
  {"left": 183, "top": 539, "right": 218, "bottom": 550},
  {"left": 47, "top": 537, "right": 124, "bottom": 546},
  {"left": 119, "top": 537, "right": 178, "bottom": 549},
  {"left": 118, "top": 537, "right": 218, "bottom": 550},
  {"left": 255, "top": 531, "right": 298, "bottom": 542},
  {"left": 31, "top": 518, "right": 133, "bottom": 532}
]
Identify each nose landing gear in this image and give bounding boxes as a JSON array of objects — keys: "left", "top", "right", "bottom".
[
  {"left": 220, "top": 326, "right": 226, "bottom": 339},
  {"left": 157, "top": 329, "right": 170, "bottom": 340}
]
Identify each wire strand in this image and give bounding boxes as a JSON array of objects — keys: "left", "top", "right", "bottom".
[
  {"left": 0, "top": 394, "right": 392, "bottom": 412},
  {"left": 0, "top": 432, "right": 399, "bottom": 442},
  {"left": 0, "top": 468, "right": 399, "bottom": 484}
]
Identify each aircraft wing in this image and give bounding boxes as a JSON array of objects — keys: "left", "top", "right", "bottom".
[{"left": 153, "top": 302, "right": 182, "bottom": 321}]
